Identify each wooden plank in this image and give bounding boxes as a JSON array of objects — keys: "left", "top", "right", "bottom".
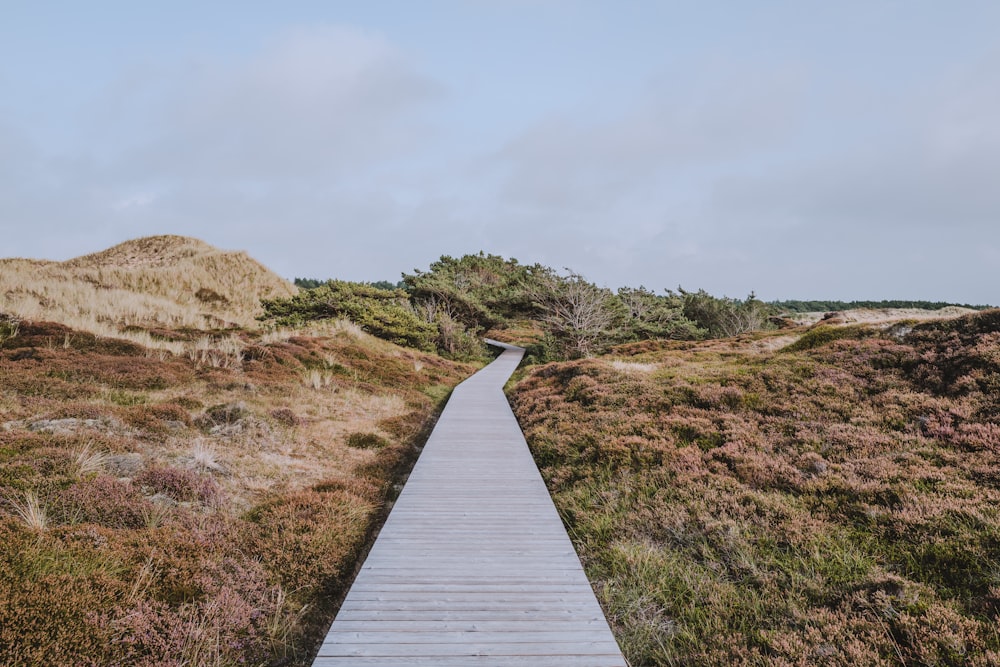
[
  {"left": 316, "top": 641, "right": 623, "bottom": 657},
  {"left": 332, "top": 610, "right": 597, "bottom": 622},
  {"left": 327, "top": 620, "right": 612, "bottom": 631},
  {"left": 320, "top": 631, "right": 619, "bottom": 644},
  {"left": 336, "top": 600, "right": 608, "bottom": 613},
  {"left": 311, "top": 345, "right": 626, "bottom": 665},
  {"left": 314, "top": 657, "right": 626, "bottom": 666}
]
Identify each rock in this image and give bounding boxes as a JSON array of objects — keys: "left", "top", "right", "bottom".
[
  {"left": 28, "top": 418, "right": 102, "bottom": 434},
  {"left": 148, "top": 492, "right": 178, "bottom": 507},
  {"left": 106, "top": 453, "right": 144, "bottom": 477}
]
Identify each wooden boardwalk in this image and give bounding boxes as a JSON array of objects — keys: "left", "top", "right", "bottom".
[{"left": 313, "top": 342, "right": 626, "bottom": 665}]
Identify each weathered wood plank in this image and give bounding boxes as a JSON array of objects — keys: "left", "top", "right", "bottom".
[
  {"left": 314, "top": 657, "right": 626, "bottom": 667},
  {"left": 316, "top": 641, "right": 623, "bottom": 657},
  {"left": 311, "top": 344, "right": 626, "bottom": 666},
  {"left": 327, "top": 619, "right": 612, "bottom": 631}
]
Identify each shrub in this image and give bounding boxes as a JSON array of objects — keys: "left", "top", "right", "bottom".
[
  {"left": 784, "top": 324, "right": 871, "bottom": 351},
  {"left": 0, "top": 314, "right": 20, "bottom": 347},
  {"left": 111, "top": 555, "right": 276, "bottom": 666},
  {"left": 346, "top": 432, "right": 389, "bottom": 449},
  {"left": 135, "top": 466, "right": 219, "bottom": 505},
  {"left": 260, "top": 280, "right": 437, "bottom": 352},
  {"left": 270, "top": 407, "right": 298, "bottom": 426},
  {"left": 200, "top": 402, "right": 248, "bottom": 427},
  {"left": 510, "top": 319, "right": 1000, "bottom": 665},
  {"left": 54, "top": 476, "right": 148, "bottom": 528},
  {"left": 679, "top": 288, "right": 774, "bottom": 338},
  {"left": 242, "top": 490, "right": 372, "bottom": 595}
]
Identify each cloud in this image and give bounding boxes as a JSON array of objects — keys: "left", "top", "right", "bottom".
[
  {"left": 2, "top": 15, "right": 996, "bottom": 305},
  {"left": 490, "top": 61, "right": 805, "bottom": 213},
  {"left": 462, "top": 50, "right": 1000, "bottom": 303},
  {"left": 0, "top": 25, "right": 445, "bottom": 263},
  {"left": 107, "top": 25, "right": 441, "bottom": 185},
  {"left": 706, "top": 51, "right": 1000, "bottom": 244}
]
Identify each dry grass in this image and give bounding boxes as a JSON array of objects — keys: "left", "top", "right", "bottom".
[
  {"left": 608, "top": 360, "right": 659, "bottom": 374},
  {"left": 188, "top": 440, "right": 223, "bottom": 473},
  {"left": 74, "top": 443, "right": 109, "bottom": 477},
  {"left": 6, "top": 491, "right": 48, "bottom": 531},
  {"left": 787, "top": 307, "right": 975, "bottom": 327},
  {"left": 0, "top": 235, "right": 296, "bottom": 338},
  {"left": 185, "top": 334, "right": 245, "bottom": 369}
]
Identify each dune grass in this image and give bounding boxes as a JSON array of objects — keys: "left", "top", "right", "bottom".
[{"left": 0, "top": 236, "right": 297, "bottom": 340}]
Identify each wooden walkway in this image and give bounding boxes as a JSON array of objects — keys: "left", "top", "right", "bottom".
[{"left": 313, "top": 342, "right": 626, "bottom": 665}]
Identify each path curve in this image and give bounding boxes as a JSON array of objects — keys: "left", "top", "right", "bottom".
[{"left": 312, "top": 342, "right": 626, "bottom": 665}]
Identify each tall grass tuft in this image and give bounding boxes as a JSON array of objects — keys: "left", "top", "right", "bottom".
[
  {"left": 190, "top": 440, "right": 223, "bottom": 473},
  {"left": 266, "top": 586, "right": 311, "bottom": 659},
  {"left": 186, "top": 335, "right": 245, "bottom": 369},
  {"left": 75, "top": 443, "right": 109, "bottom": 477},
  {"left": 8, "top": 491, "right": 48, "bottom": 531}
]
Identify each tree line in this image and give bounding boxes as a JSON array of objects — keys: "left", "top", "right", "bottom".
[
  {"left": 269, "top": 253, "right": 775, "bottom": 362},
  {"left": 771, "top": 299, "right": 992, "bottom": 313}
]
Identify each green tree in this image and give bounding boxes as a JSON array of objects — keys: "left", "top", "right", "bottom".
[
  {"left": 616, "top": 286, "right": 704, "bottom": 341},
  {"left": 678, "top": 288, "right": 774, "bottom": 338},
  {"left": 402, "top": 253, "right": 552, "bottom": 332}
]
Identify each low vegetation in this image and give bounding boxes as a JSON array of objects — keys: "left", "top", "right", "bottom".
[
  {"left": 8, "top": 235, "right": 996, "bottom": 666},
  {"left": 0, "top": 237, "right": 473, "bottom": 666},
  {"left": 511, "top": 309, "right": 1000, "bottom": 666}
]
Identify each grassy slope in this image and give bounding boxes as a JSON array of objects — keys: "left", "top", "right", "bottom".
[
  {"left": 511, "top": 311, "right": 1000, "bottom": 666},
  {"left": 0, "top": 238, "right": 474, "bottom": 666}
]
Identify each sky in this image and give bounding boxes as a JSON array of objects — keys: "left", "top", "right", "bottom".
[{"left": 2, "top": 1, "right": 999, "bottom": 303}]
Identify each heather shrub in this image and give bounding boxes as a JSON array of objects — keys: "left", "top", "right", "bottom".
[
  {"left": 122, "top": 404, "right": 191, "bottom": 435},
  {"left": 112, "top": 554, "right": 276, "bottom": 666},
  {"left": 242, "top": 489, "right": 373, "bottom": 595},
  {"left": 783, "top": 323, "right": 871, "bottom": 351},
  {"left": 511, "top": 318, "right": 1000, "bottom": 665},
  {"left": 346, "top": 432, "right": 389, "bottom": 449},
  {"left": 201, "top": 401, "right": 249, "bottom": 427},
  {"left": 0, "top": 520, "right": 127, "bottom": 664},
  {"left": 135, "top": 465, "right": 220, "bottom": 504},
  {"left": 0, "top": 444, "right": 78, "bottom": 495},
  {"left": 53, "top": 476, "right": 148, "bottom": 528},
  {"left": 270, "top": 407, "right": 299, "bottom": 426},
  {"left": 0, "top": 310, "right": 470, "bottom": 665}
]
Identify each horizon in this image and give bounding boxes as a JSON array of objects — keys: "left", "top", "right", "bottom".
[
  {"left": 6, "top": 233, "right": 995, "bottom": 308},
  {"left": 2, "top": 2, "right": 999, "bottom": 304}
]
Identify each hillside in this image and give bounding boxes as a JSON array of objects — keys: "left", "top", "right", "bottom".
[
  {"left": 0, "top": 235, "right": 297, "bottom": 338},
  {"left": 0, "top": 239, "right": 474, "bottom": 665},
  {"left": 4, "top": 240, "right": 994, "bottom": 665},
  {"left": 510, "top": 309, "right": 1000, "bottom": 666}
]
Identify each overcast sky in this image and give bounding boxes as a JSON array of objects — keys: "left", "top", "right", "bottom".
[{"left": 2, "top": 1, "right": 998, "bottom": 303}]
